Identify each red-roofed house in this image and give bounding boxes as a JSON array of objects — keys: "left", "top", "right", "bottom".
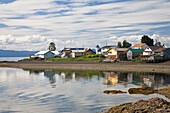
[{"left": 132, "top": 43, "right": 149, "bottom": 49}]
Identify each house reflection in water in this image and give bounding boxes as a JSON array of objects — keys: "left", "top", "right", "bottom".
[
  {"left": 127, "top": 72, "right": 167, "bottom": 89},
  {"left": 103, "top": 71, "right": 169, "bottom": 88},
  {"left": 44, "top": 71, "right": 56, "bottom": 88},
  {"left": 103, "top": 72, "right": 118, "bottom": 85},
  {"left": 26, "top": 69, "right": 169, "bottom": 89}
]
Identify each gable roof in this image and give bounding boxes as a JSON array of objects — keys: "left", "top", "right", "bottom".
[
  {"left": 154, "top": 48, "right": 166, "bottom": 52},
  {"left": 132, "top": 43, "right": 146, "bottom": 48},
  {"left": 64, "top": 48, "right": 84, "bottom": 50},
  {"left": 149, "top": 46, "right": 163, "bottom": 51},
  {"left": 101, "top": 45, "right": 116, "bottom": 49},
  {"left": 72, "top": 50, "right": 85, "bottom": 53},
  {"left": 35, "top": 51, "right": 56, "bottom": 55},
  {"left": 129, "top": 49, "right": 144, "bottom": 52},
  {"left": 35, "top": 51, "right": 48, "bottom": 55},
  {"left": 116, "top": 48, "right": 128, "bottom": 51},
  {"left": 96, "top": 45, "right": 100, "bottom": 48},
  {"left": 62, "top": 49, "right": 71, "bottom": 52}
]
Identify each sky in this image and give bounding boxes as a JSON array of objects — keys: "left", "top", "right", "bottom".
[{"left": 0, "top": 0, "right": 170, "bottom": 51}]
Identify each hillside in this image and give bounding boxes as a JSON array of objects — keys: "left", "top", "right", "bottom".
[{"left": 0, "top": 50, "right": 38, "bottom": 57}]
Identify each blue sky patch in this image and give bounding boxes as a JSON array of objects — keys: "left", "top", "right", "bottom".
[
  {"left": 84, "top": 11, "right": 98, "bottom": 15},
  {"left": 0, "top": 23, "right": 8, "bottom": 28},
  {"left": 0, "top": 0, "right": 17, "bottom": 4}
]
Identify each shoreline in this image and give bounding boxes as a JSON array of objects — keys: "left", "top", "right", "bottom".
[
  {"left": 104, "top": 86, "right": 170, "bottom": 113},
  {"left": 0, "top": 61, "right": 170, "bottom": 73}
]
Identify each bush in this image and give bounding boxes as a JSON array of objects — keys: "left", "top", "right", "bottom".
[{"left": 132, "top": 56, "right": 141, "bottom": 62}]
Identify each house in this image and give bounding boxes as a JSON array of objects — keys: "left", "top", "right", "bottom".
[
  {"left": 107, "top": 48, "right": 117, "bottom": 58},
  {"left": 107, "top": 48, "right": 128, "bottom": 60},
  {"left": 143, "top": 46, "right": 163, "bottom": 56},
  {"left": 61, "top": 48, "right": 85, "bottom": 58},
  {"left": 61, "top": 48, "right": 95, "bottom": 58},
  {"left": 34, "top": 51, "right": 59, "bottom": 59},
  {"left": 154, "top": 48, "right": 170, "bottom": 59},
  {"left": 142, "top": 47, "right": 170, "bottom": 62},
  {"left": 116, "top": 48, "right": 129, "bottom": 60},
  {"left": 127, "top": 49, "right": 144, "bottom": 60},
  {"left": 61, "top": 49, "right": 72, "bottom": 58},
  {"left": 101, "top": 45, "right": 116, "bottom": 57},
  {"left": 71, "top": 49, "right": 85, "bottom": 58},
  {"left": 132, "top": 43, "right": 149, "bottom": 49},
  {"left": 84, "top": 48, "right": 95, "bottom": 55}
]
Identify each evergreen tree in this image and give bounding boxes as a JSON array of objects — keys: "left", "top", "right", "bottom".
[
  {"left": 122, "top": 40, "right": 132, "bottom": 48},
  {"left": 155, "top": 40, "right": 162, "bottom": 46},
  {"left": 141, "top": 35, "right": 154, "bottom": 46},
  {"left": 117, "top": 42, "right": 122, "bottom": 48},
  {"left": 48, "top": 42, "right": 56, "bottom": 51}
]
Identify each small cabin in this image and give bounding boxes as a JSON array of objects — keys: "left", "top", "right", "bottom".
[{"left": 34, "top": 51, "right": 58, "bottom": 59}]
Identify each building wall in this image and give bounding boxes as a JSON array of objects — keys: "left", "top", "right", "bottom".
[
  {"left": 44, "top": 52, "right": 55, "bottom": 58},
  {"left": 127, "top": 50, "right": 132, "bottom": 60},
  {"left": 72, "top": 52, "right": 85, "bottom": 57},
  {"left": 108, "top": 48, "right": 117, "bottom": 58},
  {"left": 37, "top": 54, "right": 44, "bottom": 58},
  {"left": 101, "top": 48, "right": 110, "bottom": 53},
  {"left": 143, "top": 48, "right": 152, "bottom": 56},
  {"left": 85, "top": 50, "right": 94, "bottom": 55}
]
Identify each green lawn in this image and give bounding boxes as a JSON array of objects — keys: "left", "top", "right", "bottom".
[{"left": 21, "top": 54, "right": 105, "bottom": 61}]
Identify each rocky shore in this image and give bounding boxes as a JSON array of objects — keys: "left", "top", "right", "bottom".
[
  {"left": 106, "top": 97, "right": 170, "bottom": 113},
  {"left": 104, "top": 86, "right": 170, "bottom": 113}
]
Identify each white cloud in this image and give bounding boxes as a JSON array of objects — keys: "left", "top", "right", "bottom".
[
  {"left": 0, "top": 0, "right": 170, "bottom": 50},
  {"left": 0, "top": 34, "right": 169, "bottom": 51}
]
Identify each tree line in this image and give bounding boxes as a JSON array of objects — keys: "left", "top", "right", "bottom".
[{"left": 117, "top": 35, "right": 163, "bottom": 48}]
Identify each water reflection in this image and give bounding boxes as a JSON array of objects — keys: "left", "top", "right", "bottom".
[
  {"left": 1, "top": 68, "right": 169, "bottom": 113},
  {"left": 26, "top": 69, "right": 170, "bottom": 89}
]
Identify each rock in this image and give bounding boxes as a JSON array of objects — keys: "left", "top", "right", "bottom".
[
  {"left": 103, "top": 90, "right": 127, "bottom": 94},
  {"left": 128, "top": 87, "right": 157, "bottom": 95},
  {"left": 105, "top": 97, "right": 170, "bottom": 113}
]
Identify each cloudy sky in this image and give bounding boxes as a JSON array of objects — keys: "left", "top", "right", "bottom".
[{"left": 0, "top": 0, "right": 170, "bottom": 51}]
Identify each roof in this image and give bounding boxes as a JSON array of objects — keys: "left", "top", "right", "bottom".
[
  {"left": 132, "top": 43, "right": 146, "bottom": 48},
  {"left": 62, "top": 49, "right": 71, "bottom": 52},
  {"left": 35, "top": 51, "right": 57, "bottom": 55},
  {"left": 149, "top": 46, "right": 163, "bottom": 51},
  {"left": 72, "top": 50, "right": 85, "bottom": 53},
  {"left": 35, "top": 51, "right": 48, "bottom": 55},
  {"left": 96, "top": 45, "right": 100, "bottom": 48},
  {"left": 129, "top": 49, "right": 144, "bottom": 52},
  {"left": 116, "top": 48, "right": 128, "bottom": 51},
  {"left": 64, "top": 48, "right": 84, "bottom": 50},
  {"left": 154, "top": 48, "right": 166, "bottom": 52},
  {"left": 98, "top": 48, "right": 101, "bottom": 52},
  {"left": 51, "top": 51, "right": 59, "bottom": 55},
  {"left": 101, "top": 45, "right": 116, "bottom": 49}
]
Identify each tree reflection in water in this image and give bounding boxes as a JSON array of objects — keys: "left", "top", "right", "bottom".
[{"left": 24, "top": 69, "right": 170, "bottom": 89}]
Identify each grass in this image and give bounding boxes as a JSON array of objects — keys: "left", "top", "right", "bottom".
[
  {"left": 45, "top": 57, "right": 104, "bottom": 61},
  {"left": 131, "top": 56, "right": 141, "bottom": 62},
  {"left": 21, "top": 58, "right": 35, "bottom": 61},
  {"left": 21, "top": 54, "right": 105, "bottom": 62}
]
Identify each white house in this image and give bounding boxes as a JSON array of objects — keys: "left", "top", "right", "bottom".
[
  {"left": 34, "top": 51, "right": 59, "bottom": 58},
  {"left": 143, "top": 46, "right": 163, "bottom": 56}
]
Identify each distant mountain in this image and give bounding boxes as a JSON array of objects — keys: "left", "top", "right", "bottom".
[{"left": 0, "top": 50, "right": 38, "bottom": 57}]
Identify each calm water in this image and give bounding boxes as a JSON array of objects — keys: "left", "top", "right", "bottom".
[
  {"left": 0, "top": 68, "right": 170, "bottom": 113},
  {"left": 0, "top": 57, "right": 27, "bottom": 61}
]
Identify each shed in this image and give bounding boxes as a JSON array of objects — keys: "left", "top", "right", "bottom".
[{"left": 35, "top": 51, "right": 55, "bottom": 58}]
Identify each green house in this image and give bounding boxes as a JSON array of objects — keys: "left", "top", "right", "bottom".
[{"left": 127, "top": 49, "right": 144, "bottom": 60}]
